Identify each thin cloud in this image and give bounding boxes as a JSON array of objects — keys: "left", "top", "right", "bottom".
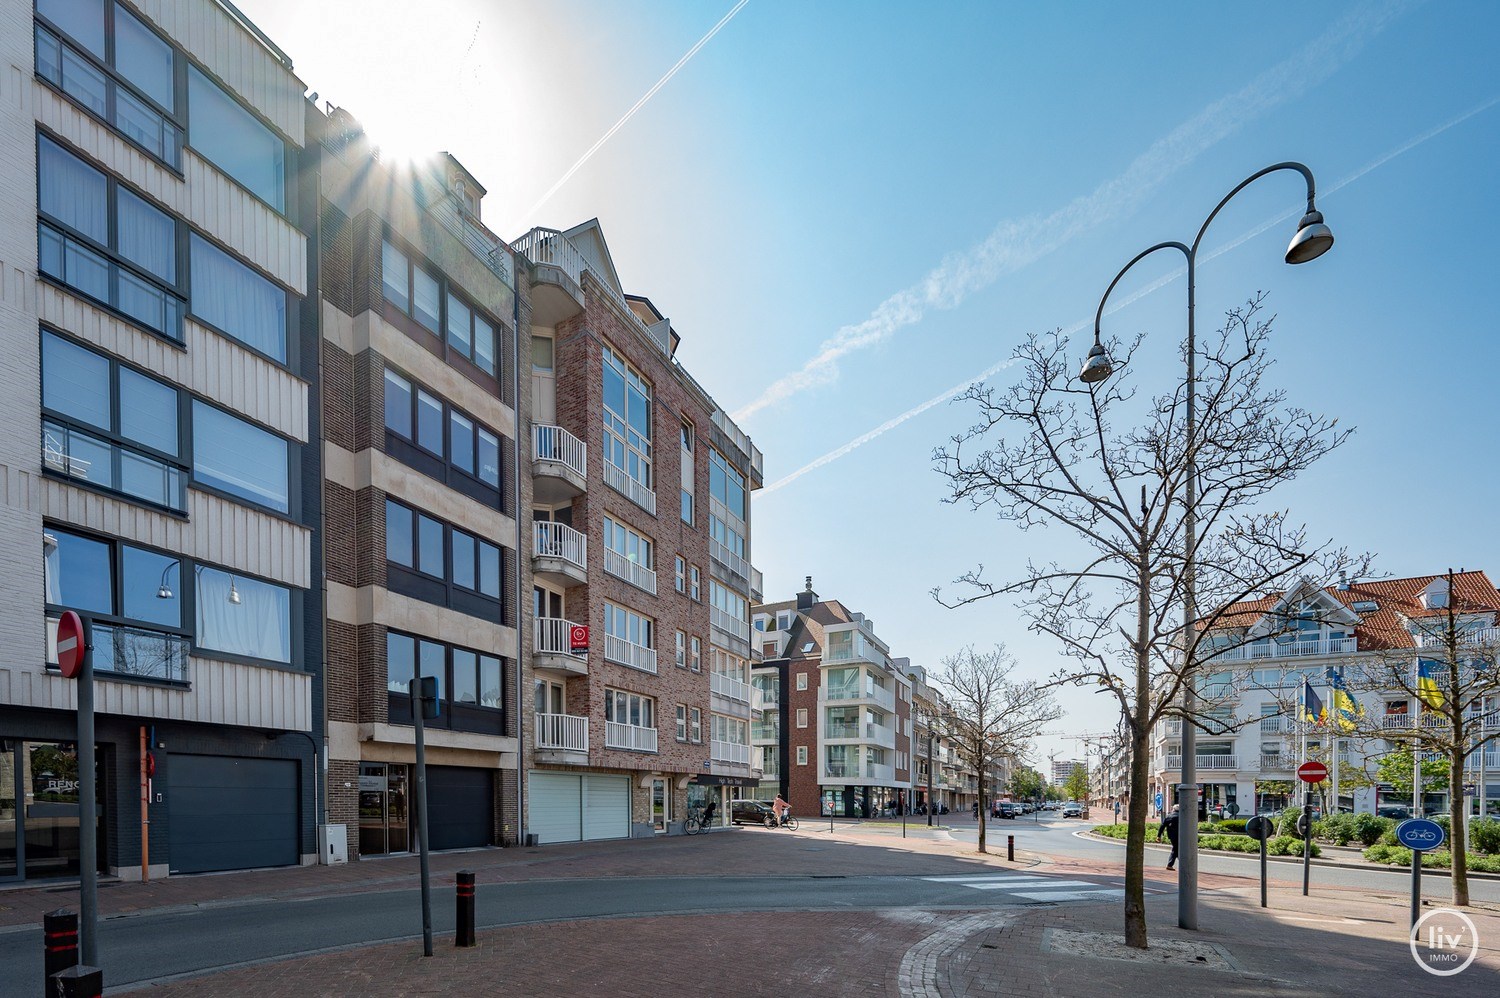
[
  {"left": 733, "top": 0, "right": 1406, "bottom": 424},
  {"left": 760, "top": 93, "right": 1497, "bottom": 497},
  {"left": 509, "top": 0, "right": 750, "bottom": 231}
]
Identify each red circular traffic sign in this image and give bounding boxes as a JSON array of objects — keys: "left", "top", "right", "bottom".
[
  {"left": 1297, "top": 760, "right": 1328, "bottom": 784},
  {"left": 56, "top": 610, "right": 87, "bottom": 679}
]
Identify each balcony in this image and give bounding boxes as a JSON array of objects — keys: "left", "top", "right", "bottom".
[
  {"left": 44, "top": 422, "right": 187, "bottom": 513},
  {"left": 825, "top": 722, "right": 860, "bottom": 739},
  {"left": 1259, "top": 754, "right": 1290, "bottom": 771},
  {"left": 533, "top": 522, "right": 587, "bottom": 587},
  {"left": 604, "top": 634, "right": 657, "bottom": 674},
  {"left": 712, "top": 740, "right": 751, "bottom": 766},
  {"left": 1417, "top": 626, "right": 1500, "bottom": 649},
  {"left": 532, "top": 424, "right": 587, "bottom": 502},
  {"left": 824, "top": 632, "right": 888, "bottom": 669},
  {"left": 535, "top": 713, "right": 588, "bottom": 763},
  {"left": 865, "top": 762, "right": 896, "bottom": 783},
  {"left": 711, "top": 408, "right": 763, "bottom": 488},
  {"left": 1381, "top": 713, "right": 1450, "bottom": 730},
  {"left": 711, "top": 606, "right": 750, "bottom": 643},
  {"left": 1164, "top": 755, "right": 1239, "bottom": 771},
  {"left": 710, "top": 672, "right": 752, "bottom": 704},
  {"left": 512, "top": 228, "right": 585, "bottom": 324},
  {"left": 710, "top": 536, "right": 751, "bottom": 583},
  {"left": 603, "top": 461, "right": 656, "bottom": 515},
  {"left": 1259, "top": 717, "right": 1283, "bottom": 734},
  {"left": 751, "top": 685, "right": 779, "bottom": 712},
  {"left": 604, "top": 548, "right": 657, "bottom": 594},
  {"left": 866, "top": 722, "right": 896, "bottom": 748},
  {"left": 819, "top": 683, "right": 896, "bottom": 713},
  {"left": 605, "top": 721, "right": 658, "bottom": 753},
  {"left": 1208, "top": 635, "right": 1357, "bottom": 661},
  {"left": 46, "top": 615, "right": 190, "bottom": 684},
  {"left": 750, "top": 567, "right": 763, "bottom": 603},
  {"left": 534, "top": 616, "right": 588, "bottom": 677},
  {"left": 752, "top": 720, "right": 779, "bottom": 742}
]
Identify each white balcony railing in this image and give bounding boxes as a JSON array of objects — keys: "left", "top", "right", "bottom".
[
  {"left": 512, "top": 227, "right": 586, "bottom": 290},
  {"left": 1259, "top": 718, "right": 1283, "bottom": 734},
  {"left": 710, "top": 672, "right": 752, "bottom": 703},
  {"left": 535, "top": 616, "right": 587, "bottom": 662},
  {"left": 533, "top": 521, "right": 587, "bottom": 571},
  {"left": 604, "top": 548, "right": 657, "bottom": 594},
  {"left": 605, "top": 721, "right": 658, "bottom": 752},
  {"left": 710, "top": 537, "right": 751, "bottom": 581},
  {"left": 751, "top": 685, "right": 779, "bottom": 711},
  {"left": 1381, "top": 713, "right": 1452, "bottom": 730},
  {"left": 1165, "top": 755, "right": 1239, "bottom": 771},
  {"left": 533, "top": 424, "right": 587, "bottom": 479},
  {"left": 750, "top": 567, "right": 764, "bottom": 601},
  {"left": 712, "top": 739, "right": 751, "bottom": 765},
  {"left": 711, "top": 605, "right": 750, "bottom": 642},
  {"left": 535, "top": 713, "right": 588, "bottom": 752},
  {"left": 1417, "top": 626, "right": 1500, "bottom": 649},
  {"left": 820, "top": 683, "right": 896, "bottom": 713},
  {"left": 604, "top": 633, "right": 657, "bottom": 674},
  {"left": 1259, "top": 754, "right": 1289, "bottom": 771},
  {"left": 1209, "top": 635, "right": 1358, "bottom": 661},
  {"left": 603, "top": 461, "right": 656, "bottom": 514}
]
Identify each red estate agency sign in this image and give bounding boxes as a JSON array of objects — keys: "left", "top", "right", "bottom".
[
  {"left": 56, "top": 610, "right": 88, "bottom": 678},
  {"left": 569, "top": 624, "right": 589, "bottom": 654},
  {"left": 1298, "top": 760, "right": 1329, "bottom": 784}
]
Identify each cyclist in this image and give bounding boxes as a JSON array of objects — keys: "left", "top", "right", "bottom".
[{"left": 772, "top": 794, "right": 790, "bottom": 826}]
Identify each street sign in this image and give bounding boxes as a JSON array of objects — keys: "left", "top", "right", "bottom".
[
  {"left": 1396, "top": 818, "right": 1446, "bottom": 852},
  {"left": 569, "top": 624, "right": 589, "bottom": 654},
  {"left": 410, "top": 675, "right": 439, "bottom": 720},
  {"left": 1154, "top": 792, "right": 1163, "bottom": 811},
  {"left": 1297, "top": 761, "right": 1328, "bottom": 784},
  {"left": 1227, "top": 802, "right": 1241, "bottom": 817},
  {"left": 1245, "top": 815, "right": 1273, "bottom": 841},
  {"left": 56, "top": 611, "right": 88, "bottom": 679}
]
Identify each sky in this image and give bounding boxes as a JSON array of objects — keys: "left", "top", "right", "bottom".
[{"left": 239, "top": 0, "right": 1500, "bottom": 768}]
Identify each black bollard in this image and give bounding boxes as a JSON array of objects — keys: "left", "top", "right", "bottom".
[
  {"left": 50, "top": 966, "right": 103, "bottom": 998},
  {"left": 44, "top": 909, "right": 79, "bottom": 991},
  {"left": 456, "top": 870, "right": 476, "bottom": 947},
  {"left": 1007, "top": 835, "right": 1015, "bottom": 862}
]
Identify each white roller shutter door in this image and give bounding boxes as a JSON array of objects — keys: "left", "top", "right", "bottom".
[
  {"left": 529, "top": 772, "right": 583, "bottom": 844},
  {"left": 581, "top": 775, "right": 630, "bottom": 841}
]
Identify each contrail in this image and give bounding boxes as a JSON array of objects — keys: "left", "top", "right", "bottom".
[
  {"left": 511, "top": 0, "right": 750, "bottom": 230},
  {"left": 732, "top": 0, "right": 1408, "bottom": 424},
  {"left": 760, "top": 93, "right": 1498, "bottom": 497}
]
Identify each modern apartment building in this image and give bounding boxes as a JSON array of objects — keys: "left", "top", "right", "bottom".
[
  {"left": 1, "top": 0, "right": 320, "bottom": 881},
  {"left": 1145, "top": 570, "right": 1500, "bottom": 818},
  {"left": 310, "top": 107, "right": 524, "bottom": 859},
  {"left": 908, "top": 665, "right": 979, "bottom": 815},
  {"left": 751, "top": 580, "right": 913, "bottom": 818},
  {"left": 1050, "top": 758, "right": 1083, "bottom": 787},
  {"left": 512, "top": 221, "right": 763, "bottom": 842}
]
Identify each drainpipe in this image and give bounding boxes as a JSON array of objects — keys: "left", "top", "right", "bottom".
[{"left": 513, "top": 262, "right": 526, "bottom": 845}]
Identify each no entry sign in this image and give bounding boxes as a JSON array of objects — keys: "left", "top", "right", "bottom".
[
  {"left": 56, "top": 611, "right": 88, "bottom": 679},
  {"left": 1297, "top": 760, "right": 1328, "bottom": 784}
]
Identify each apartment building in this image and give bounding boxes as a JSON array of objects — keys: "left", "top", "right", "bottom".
[
  {"left": 512, "top": 221, "right": 763, "bottom": 842},
  {"left": 1145, "top": 570, "right": 1500, "bottom": 818},
  {"left": 311, "top": 107, "right": 525, "bottom": 858},
  {"left": 1, "top": 0, "right": 320, "bottom": 880},
  {"left": 1050, "top": 758, "right": 1083, "bottom": 787},
  {"left": 752, "top": 580, "right": 913, "bottom": 818},
  {"left": 908, "top": 665, "right": 980, "bottom": 814}
]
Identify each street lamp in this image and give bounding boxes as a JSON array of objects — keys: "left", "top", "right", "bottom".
[
  {"left": 157, "top": 562, "right": 243, "bottom": 604},
  {"left": 1082, "top": 162, "right": 1333, "bottom": 932}
]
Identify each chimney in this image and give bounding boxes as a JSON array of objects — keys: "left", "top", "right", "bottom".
[
  {"left": 1336, "top": 570, "right": 1349, "bottom": 591},
  {"left": 796, "top": 575, "right": 818, "bottom": 611}
]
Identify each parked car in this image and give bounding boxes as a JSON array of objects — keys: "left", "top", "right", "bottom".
[
  {"left": 1061, "top": 802, "right": 1083, "bottom": 818},
  {"left": 730, "top": 799, "right": 777, "bottom": 826},
  {"left": 1377, "top": 806, "right": 1411, "bottom": 820},
  {"left": 996, "top": 802, "right": 1018, "bottom": 819}
]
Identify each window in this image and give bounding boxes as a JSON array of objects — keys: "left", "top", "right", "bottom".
[
  {"left": 196, "top": 567, "right": 290, "bottom": 663},
  {"left": 189, "top": 234, "right": 287, "bottom": 361},
  {"left": 796, "top": 707, "right": 808, "bottom": 728},
  {"left": 601, "top": 344, "right": 653, "bottom": 501},
  {"left": 680, "top": 420, "right": 694, "bottom": 526},
  {"left": 675, "top": 630, "right": 686, "bottom": 668},
  {"left": 35, "top": 3, "right": 184, "bottom": 168},
  {"left": 691, "top": 636, "right": 702, "bottom": 673},
  {"left": 796, "top": 672, "right": 808, "bottom": 691},
  {"left": 191, "top": 401, "right": 289, "bottom": 513},
  {"left": 690, "top": 707, "right": 702, "bottom": 743},
  {"left": 386, "top": 500, "right": 502, "bottom": 607},
  {"left": 711, "top": 582, "right": 748, "bottom": 628},
  {"left": 690, "top": 565, "right": 701, "bottom": 601},
  {"left": 797, "top": 745, "right": 809, "bottom": 766},
  {"left": 603, "top": 515, "right": 654, "bottom": 591},
  {"left": 383, "top": 369, "right": 502, "bottom": 493},
  {"left": 41, "top": 331, "right": 185, "bottom": 511},
  {"left": 676, "top": 704, "right": 688, "bottom": 741},
  {"left": 674, "top": 556, "right": 685, "bottom": 593},
  {"left": 37, "top": 136, "right": 184, "bottom": 339},
  {"left": 603, "top": 602, "right": 654, "bottom": 650},
  {"left": 188, "top": 65, "right": 285, "bottom": 210},
  {"left": 446, "top": 288, "right": 497, "bottom": 375},
  {"left": 532, "top": 335, "right": 553, "bottom": 371},
  {"left": 386, "top": 631, "right": 503, "bottom": 721},
  {"left": 709, "top": 447, "right": 746, "bottom": 520},
  {"left": 605, "top": 688, "right": 655, "bottom": 729},
  {"left": 381, "top": 240, "right": 502, "bottom": 378}
]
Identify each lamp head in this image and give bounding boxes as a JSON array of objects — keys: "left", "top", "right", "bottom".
[
  {"left": 228, "top": 580, "right": 242, "bottom": 605},
  {"left": 1079, "top": 341, "right": 1114, "bottom": 384},
  {"left": 1285, "top": 209, "right": 1333, "bottom": 264},
  {"left": 157, "top": 585, "right": 173, "bottom": 599}
]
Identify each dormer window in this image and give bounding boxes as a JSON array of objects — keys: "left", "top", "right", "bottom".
[{"left": 1421, "top": 578, "right": 1449, "bottom": 610}]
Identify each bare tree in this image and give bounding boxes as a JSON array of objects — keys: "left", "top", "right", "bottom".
[
  {"left": 937, "top": 645, "right": 1061, "bottom": 854},
  {"left": 1342, "top": 570, "right": 1500, "bottom": 906},
  {"left": 933, "top": 296, "right": 1362, "bottom": 948}
]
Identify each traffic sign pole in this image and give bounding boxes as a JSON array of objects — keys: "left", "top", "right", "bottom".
[
  {"left": 1395, "top": 818, "right": 1446, "bottom": 929},
  {"left": 56, "top": 612, "right": 99, "bottom": 967},
  {"left": 1296, "top": 762, "right": 1326, "bottom": 899}
]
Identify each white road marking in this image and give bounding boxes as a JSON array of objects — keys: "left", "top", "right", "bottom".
[{"left": 1011, "top": 888, "right": 1126, "bottom": 902}]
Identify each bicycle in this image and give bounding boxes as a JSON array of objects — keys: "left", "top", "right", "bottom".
[
  {"left": 770, "top": 812, "right": 799, "bottom": 830},
  {"left": 684, "top": 808, "right": 715, "bottom": 835}
]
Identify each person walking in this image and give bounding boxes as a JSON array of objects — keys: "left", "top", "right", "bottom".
[
  {"left": 1159, "top": 807, "right": 1181, "bottom": 871},
  {"left": 1113, "top": 799, "right": 1122, "bottom": 823}
]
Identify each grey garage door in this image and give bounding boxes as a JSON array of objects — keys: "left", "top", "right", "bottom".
[
  {"left": 529, "top": 772, "right": 583, "bottom": 844},
  {"left": 427, "top": 766, "right": 493, "bottom": 850},
  {"left": 167, "top": 755, "right": 298, "bottom": 874}
]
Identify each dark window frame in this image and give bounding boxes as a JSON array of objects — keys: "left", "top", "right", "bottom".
[
  {"left": 384, "top": 497, "right": 505, "bottom": 621},
  {"left": 382, "top": 366, "right": 503, "bottom": 507},
  {"left": 384, "top": 628, "right": 506, "bottom": 734},
  {"left": 189, "top": 396, "right": 298, "bottom": 519},
  {"left": 379, "top": 233, "right": 507, "bottom": 391}
]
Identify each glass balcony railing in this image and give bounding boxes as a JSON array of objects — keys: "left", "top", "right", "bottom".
[
  {"left": 44, "top": 421, "right": 187, "bottom": 512},
  {"left": 46, "top": 614, "right": 189, "bottom": 683}
]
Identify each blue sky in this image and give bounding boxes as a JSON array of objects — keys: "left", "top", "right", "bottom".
[{"left": 243, "top": 0, "right": 1500, "bottom": 765}]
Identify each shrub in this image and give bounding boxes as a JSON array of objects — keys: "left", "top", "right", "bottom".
[
  {"left": 1352, "top": 813, "right": 1393, "bottom": 847},
  {"left": 1468, "top": 817, "right": 1500, "bottom": 855},
  {"left": 1218, "top": 818, "right": 1248, "bottom": 835},
  {"left": 1268, "top": 835, "right": 1319, "bottom": 857},
  {"left": 1278, "top": 807, "right": 1306, "bottom": 839}
]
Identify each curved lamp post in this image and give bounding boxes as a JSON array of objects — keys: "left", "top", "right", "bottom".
[{"left": 1080, "top": 162, "right": 1334, "bottom": 930}]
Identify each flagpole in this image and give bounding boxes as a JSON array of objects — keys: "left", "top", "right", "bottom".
[{"left": 1412, "top": 661, "right": 1422, "bottom": 819}]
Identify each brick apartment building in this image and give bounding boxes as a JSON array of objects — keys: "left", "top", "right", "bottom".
[
  {"left": 512, "top": 221, "right": 763, "bottom": 841},
  {"left": 751, "top": 580, "right": 913, "bottom": 819}
]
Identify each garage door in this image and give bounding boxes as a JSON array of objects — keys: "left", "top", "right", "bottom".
[
  {"left": 581, "top": 775, "right": 629, "bottom": 841},
  {"left": 427, "top": 767, "right": 493, "bottom": 850},
  {"left": 528, "top": 772, "right": 582, "bottom": 844},
  {"left": 168, "top": 755, "right": 298, "bottom": 874}
]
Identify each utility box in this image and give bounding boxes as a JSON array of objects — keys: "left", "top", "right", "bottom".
[{"left": 318, "top": 824, "right": 349, "bottom": 865}]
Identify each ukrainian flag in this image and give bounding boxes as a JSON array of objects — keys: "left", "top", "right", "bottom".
[
  {"left": 1301, "top": 679, "right": 1326, "bottom": 725},
  {"left": 1326, "top": 667, "right": 1363, "bottom": 731},
  {"left": 1416, "top": 660, "right": 1445, "bottom": 709}
]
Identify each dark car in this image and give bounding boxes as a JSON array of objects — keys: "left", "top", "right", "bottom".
[
  {"left": 996, "top": 802, "right": 1018, "bottom": 819},
  {"left": 730, "top": 799, "right": 776, "bottom": 827},
  {"left": 1377, "top": 806, "right": 1411, "bottom": 820}
]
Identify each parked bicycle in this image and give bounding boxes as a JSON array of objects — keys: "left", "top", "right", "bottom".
[{"left": 684, "top": 806, "right": 717, "bottom": 835}]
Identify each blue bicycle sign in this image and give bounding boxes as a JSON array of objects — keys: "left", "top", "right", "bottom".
[{"left": 1396, "top": 818, "right": 1446, "bottom": 851}]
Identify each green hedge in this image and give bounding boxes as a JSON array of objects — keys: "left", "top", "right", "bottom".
[
  {"left": 1090, "top": 824, "right": 1318, "bottom": 857},
  {"left": 1313, "top": 813, "right": 1394, "bottom": 847},
  {"left": 1363, "top": 845, "right": 1500, "bottom": 873}
]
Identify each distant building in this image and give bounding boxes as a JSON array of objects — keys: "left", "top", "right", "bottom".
[{"left": 1051, "top": 759, "right": 1084, "bottom": 787}]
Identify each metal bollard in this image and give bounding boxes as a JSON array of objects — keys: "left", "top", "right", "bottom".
[
  {"left": 44, "top": 909, "right": 79, "bottom": 991},
  {"left": 455, "top": 870, "right": 476, "bottom": 948},
  {"left": 1007, "top": 835, "right": 1015, "bottom": 862},
  {"left": 50, "top": 966, "right": 103, "bottom": 998}
]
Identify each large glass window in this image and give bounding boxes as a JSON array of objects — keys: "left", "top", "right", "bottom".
[
  {"left": 187, "top": 66, "right": 284, "bottom": 210},
  {"left": 709, "top": 447, "right": 746, "bottom": 520},
  {"left": 44, "top": 528, "right": 187, "bottom": 638},
  {"left": 43, "top": 528, "right": 112, "bottom": 614},
  {"left": 189, "top": 235, "right": 287, "bottom": 361},
  {"left": 113, "top": 6, "right": 172, "bottom": 109},
  {"left": 191, "top": 401, "right": 288, "bottom": 513},
  {"left": 601, "top": 344, "right": 652, "bottom": 493},
  {"left": 38, "top": 0, "right": 104, "bottom": 56},
  {"left": 382, "top": 368, "right": 502, "bottom": 492},
  {"left": 381, "top": 240, "right": 501, "bottom": 378},
  {"left": 605, "top": 689, "right": 655, "bottom": 729},
  {"left": 387, "top": 631, "right": 503, "bottom": 714},
  {"left": 603, "top": 602, "right": 653, "bottom": 649},
  {"left": 196, "top": 567, "right": 290, "bottom": 662}
]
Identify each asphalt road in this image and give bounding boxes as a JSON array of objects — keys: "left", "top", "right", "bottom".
[{"left": 0, "top": 868, "right": 1141, "bottom": 995}]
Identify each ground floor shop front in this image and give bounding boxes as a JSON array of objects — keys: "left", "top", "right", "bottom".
[{"left": 526, "top": 769, "right": 756, "bottom": 844}]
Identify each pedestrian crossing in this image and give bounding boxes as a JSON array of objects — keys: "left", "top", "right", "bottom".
[{"left": 920, "top": 872, "right": 1163, "bottom": 904}]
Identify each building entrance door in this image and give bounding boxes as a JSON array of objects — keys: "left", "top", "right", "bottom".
[
  {"left": 358, "top": 762, "right": 411, "bottom": 856},
  {"left": 651, "top": 778, "right": 669, "bottom": 833}
]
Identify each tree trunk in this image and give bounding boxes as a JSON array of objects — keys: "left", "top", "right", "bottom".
[
  {"left": 1451, "top": 740, "right": 1470, "bottom": 906},
  {"left": 977, "top": 769, "right": 987, "bottom": 854},
  {"left": 1124, "top": 713, "right": 1151, "bottom": 949}
]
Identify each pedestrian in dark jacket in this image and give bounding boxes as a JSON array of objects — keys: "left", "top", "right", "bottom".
[{"left": 1159, "top": 808, "right": 1180, "bottom": 870}]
